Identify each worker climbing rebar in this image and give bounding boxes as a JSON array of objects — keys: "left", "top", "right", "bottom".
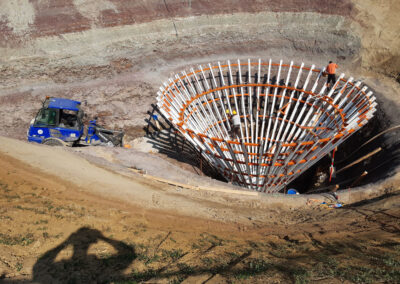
[
  {"left": 227, "top": 109, "right": 241, "bottom": 140},
  {"left": 326, "top": 61, "right": 338, "bottom": 91}
]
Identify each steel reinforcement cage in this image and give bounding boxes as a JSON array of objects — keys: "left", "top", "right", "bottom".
[{"left": 156, "top": 59, "right": 377, "bottom": 193}]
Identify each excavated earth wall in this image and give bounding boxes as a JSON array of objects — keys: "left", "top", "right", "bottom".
[
  {"left": 0, "top": 3, "right": 400, "bottom": 283},
  {"left": 0, "top": 0, "right": 399, "bottom": 191},
  {"left": 0, "top": 1, "right": 398, "bottom": 129}
]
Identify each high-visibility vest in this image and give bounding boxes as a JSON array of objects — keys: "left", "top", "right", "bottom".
[{"left": 326, "top": 63, "right": 338, "bottom": 74}]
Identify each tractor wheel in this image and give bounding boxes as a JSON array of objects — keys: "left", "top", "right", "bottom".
[{"left": 42, "top": 138, "right": 65, "bottom": 146}]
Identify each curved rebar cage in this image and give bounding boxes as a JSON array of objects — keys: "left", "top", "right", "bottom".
[{"left": 156, "top": 59, "right": 377, "bottom": 192}]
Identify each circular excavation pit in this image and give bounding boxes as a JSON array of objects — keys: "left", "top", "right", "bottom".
[
  {"left": 0, "top": 3, "right": 400, "bottom": 283},
  {"left": 156, "top": 59, "right": 378, "bottom": 193}
]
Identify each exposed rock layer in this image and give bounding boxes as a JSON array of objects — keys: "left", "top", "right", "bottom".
[{"left": 0, "top": 0, "right": 398, "bottom": 141}]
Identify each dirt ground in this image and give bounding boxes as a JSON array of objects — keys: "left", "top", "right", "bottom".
[
  {"left": 0, "top": 1, "right": 399, "bottom": 283},
  {"left": 0, "top": 146, "right": 399, "bottom": 283}
]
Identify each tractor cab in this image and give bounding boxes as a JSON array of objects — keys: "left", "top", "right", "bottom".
[{"left": 28, "top": 97, "right": 84, "bottom": 145}]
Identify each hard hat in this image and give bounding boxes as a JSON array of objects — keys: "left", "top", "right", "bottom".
[
  {"left": 225, "top": 109, "right": 230, "bottom": 114},
  {"left": 232, "top": 110, "right": 237, "bottom": 115}
]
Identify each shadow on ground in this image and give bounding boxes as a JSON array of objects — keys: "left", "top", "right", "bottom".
[
  {"left": 32, "top": 227, "right": 135, "bottom": 283},
  {"left": 1, "top": 203, "right": 399, "bottom": 284}
]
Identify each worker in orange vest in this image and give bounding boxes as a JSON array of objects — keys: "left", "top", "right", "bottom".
[{"left": 326, "top": 61, "right": 338, "bottom": 90}]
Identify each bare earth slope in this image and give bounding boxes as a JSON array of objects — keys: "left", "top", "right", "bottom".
[
  {"left": 0, "top": 139, "right": 399, "bottom": 283},
  {"left": 0, "top": 0, "right": 400, "bottom": 283}
]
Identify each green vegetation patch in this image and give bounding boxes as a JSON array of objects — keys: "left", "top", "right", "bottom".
[{"left": 0, "top": 232, "right": 34, "bottom": 246}]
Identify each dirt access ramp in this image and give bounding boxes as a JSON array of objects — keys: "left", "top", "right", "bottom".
[{"left": 1, "top": 136, "right": 399, "bottom": 219}]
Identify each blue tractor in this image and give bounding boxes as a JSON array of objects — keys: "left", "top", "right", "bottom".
[{"left": 27, "top": 97, "right": 124, "bottom": 146}]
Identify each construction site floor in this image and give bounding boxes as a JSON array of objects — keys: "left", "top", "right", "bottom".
[{"left": 0, "top": 136, "right": 399, "bottom": 283}]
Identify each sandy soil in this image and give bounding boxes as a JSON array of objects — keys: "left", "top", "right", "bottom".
[
  {"left": 0, "top": 139, "right": 399, "bottom": 283},
  {"left": 0, "top": 1, "right": 399, "bottom": 283}
]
